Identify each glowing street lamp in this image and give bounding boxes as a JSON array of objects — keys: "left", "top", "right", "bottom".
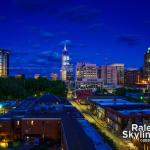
[{"left": 140, "top": 96, "right": 144, "bottom": 101}]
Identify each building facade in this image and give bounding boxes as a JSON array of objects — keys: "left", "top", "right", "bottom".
[
  {"left": 60, "top": 45, "right": 73, "bottom": 81},
  {"left": 75, "top": 78, "right": 103, "bottom": 89},
  {"left": 76, "top": 63, "right": 97, "bottom": 81},
  {"left": 88, "top": 98, "right": 150, "bottom": 150},
  {"left": 0, "top": 49, "right": 9, "bottom": 77},
  {"left": 100, "top": 65, "right": 118, "bottom": 86},
  {"left": 0, "top": 94, "right": 97, "bottom": 150},
  {"left": 50, "top": 73, "right": 58, "bottom": 81},
  {"left": 143, "top": 48, "right": 150, "bottom": 82},
  {"left": 97, "top": 66, "right": 101, "bottom": 79},
  {"left": 111, "top": 64, "right": 124, "bottom": 85},
  {"left": 75, "top": 63, "right": 102, "bottom": 89},
  {"left": 124, "top": 68, "right": 140, "bottom": 85}
]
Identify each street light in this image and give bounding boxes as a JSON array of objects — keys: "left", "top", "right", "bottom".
[{"left": 140, "top": 96, "right": 144, "bottom": 101}]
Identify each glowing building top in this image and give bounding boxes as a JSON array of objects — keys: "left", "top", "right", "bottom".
[
  {"left": 62, "top": 44, "right": 70, "bottom": 66},
  {"left": 60, "top": 44, "right": 73, "bottom": 81}
]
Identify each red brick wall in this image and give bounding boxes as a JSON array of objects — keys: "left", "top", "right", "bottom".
[{"left": 21, "top": 119, "right": 61, "bottom": 141}]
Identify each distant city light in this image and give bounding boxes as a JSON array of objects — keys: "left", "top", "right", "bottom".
[{"left": 0, "top": 142, "right": 8, "bottom": 148}]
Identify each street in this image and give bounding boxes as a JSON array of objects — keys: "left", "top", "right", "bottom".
[{"left": 71, "top": 101, "right": 137, "bottom": 150}]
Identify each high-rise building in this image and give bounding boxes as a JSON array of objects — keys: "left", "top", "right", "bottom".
[
  {"left": 111, "top": 64, "right": 125, "bottom": 85},
  {"left": 75, "top": 63, "right": 103, "bottom": 89},
  {"left": 76, "top": 63, "right": 97, "bottom": 81},
  {"left": 0, "top": 49, "right": 9, "bottom": 77},
  {"left": 97, "top": 66, "right": 101, "bottom": 79},
  {"left": 143, "top": 48, "right": 150, "bottom": 82},
  {"left": 50, "top": 73, "right": 58, "bottom": 81},
  {"left": 60, "top": 45, "right": 73, "bottom": 81},
  {"left": 124, "top": 68, "right": 141, "bottom": 85},
  {"left": 101, "top": 65, "right": 118, "bottom": 86}
]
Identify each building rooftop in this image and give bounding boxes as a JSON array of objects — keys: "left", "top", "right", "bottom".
[
  {"left": 109, "top": 104, "right": 150, "bottom": 111},
  {"left": 0, "top": 94, "right": 107, "bottom": 150},
  {"left": 78, "top": 119, "right": 112, "bottom": 150},
  {"left": 0, "top": 49, "right": 9, "bottom": 53},
  {"left": 119, "top": 109, "right": 150, "bottom": 116},
  {"left": 91, "top": 98, "right": 143, "bottom": 107}
]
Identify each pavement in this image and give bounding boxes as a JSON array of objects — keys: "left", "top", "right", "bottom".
[{"left": 71, "top": 101, "right": 137, "bottom": 150}]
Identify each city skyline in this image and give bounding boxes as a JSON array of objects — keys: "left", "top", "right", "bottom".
[{"left": 0, "top": 0, "right": 150, "bottom": 77}]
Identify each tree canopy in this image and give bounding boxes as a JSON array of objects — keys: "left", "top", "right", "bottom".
[{"left": 0, "top": 77, "right": 68, "bottom": 101}]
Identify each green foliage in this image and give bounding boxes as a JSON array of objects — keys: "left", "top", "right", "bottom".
[
  {"left": 115, "top": 87, "right": 126, "bottom": 96},
  {"left": 0, "top": 77, "right": 67, "bottom": 101},
  {"left": 115, "top": 87, "right": 143, "bottom": 96},
  {"left": 126, "top": 88, "right": 143, "bottom": 93},
  {"left": 96, "top": 88, "right": 108, "bottom": 95}
]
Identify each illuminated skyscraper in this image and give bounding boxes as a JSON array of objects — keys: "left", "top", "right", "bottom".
[
  {"left": 143, "top": 48, "right": 150, "bottom": 82},
  {"left": 75, "top": 63, "right": 103, "bottom": 89},
  {"left": 76, "top": 63, "right": 97, "bottom": 81},
  {"left": 0, "top": 49, "right": 9, "bottom": 77},
  {"left": 60, "top": 44, "right": 73, "bottom": 81}
]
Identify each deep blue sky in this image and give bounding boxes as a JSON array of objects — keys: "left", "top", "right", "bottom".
[{"left": 0, "top": 0, "right": 150, "bottom": 77}]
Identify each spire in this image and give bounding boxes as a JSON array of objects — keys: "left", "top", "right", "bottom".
[{"left": 63, "top": 43, "right": 67, "bottom": 51}]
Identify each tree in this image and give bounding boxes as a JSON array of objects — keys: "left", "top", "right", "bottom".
[
  {"left": 115, "top": 87, "right": 126, "bottom": 96},
  {"left": 0, "top": 77, "right": 68, "bottom": 101},
  {"left": 96, "top": 88, "right": 108, "bottom": 95}
]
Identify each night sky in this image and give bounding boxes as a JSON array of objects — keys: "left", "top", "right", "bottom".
[{"left": 0, "top": 0, "right": 150, "bottom": 77}]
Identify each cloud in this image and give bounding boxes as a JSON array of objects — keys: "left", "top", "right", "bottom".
[
  {"left": 11, "top": 48, "right": 61, "bottom": 67},
  {"left": 58, "top": 40, "right": 72, "bottom": 47},
  {"left": 88, "top": 23, "right": 104, "bottom": 32},
  {"left": 28, "top": 26, "right": 55, "bottom": 42},
  {"left": 11, "top": 50, "right": 30, "bottom": 57},
  {"left": 29, "top": 26, "right": 41, "bottom": 33},
  {"left": 36, "top": 50, "right": 61, "bottom": 65},
  {"left": 9, "top": 48, "right": 61, "bottom": 76},
  {"left": 118, "top": 35, "right": 140, "bottom": 46},
  {"left": 15, "top": 0, "right": 71, "bottom": 14},
  {"left": 31, "top": 44, "right": 41, "bottom": 49},
  {"left": 60, "top": 5, "right": 100, "bottom": 23},
  {"left": 78, "top": 43, "right": 88, "bottom": 48},
  {"left": 58, "top": 40, "right": 88, "bottom": 49},
  {"left": 57, "top": 31, "right": 68, "bottom": 36},
  {"left": 15, "top": 0, "right": 50, "bottom": 13},
  {"left": 41, "top": 32, "right": 55, "bottom": 39}
]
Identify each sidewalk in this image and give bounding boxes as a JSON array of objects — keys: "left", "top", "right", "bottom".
[{"left": 71, "top": 101, "right": 137, "bottom": 150}]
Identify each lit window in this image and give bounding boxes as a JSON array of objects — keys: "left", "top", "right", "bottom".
[
  {"left": 31, "top": 120, "right": 34, "bottom": 125},
  {"left": 17, "top": 121, "right": 20, "bottom": 126}
]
